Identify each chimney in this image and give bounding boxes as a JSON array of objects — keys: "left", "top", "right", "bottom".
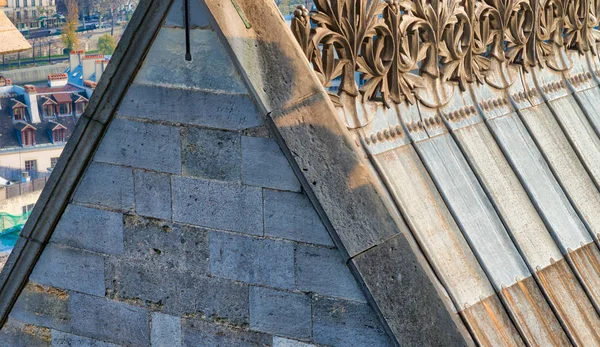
[
  {"left": 82, "top": 54, "right": 103, "bottom": 80},
  {"left": 95, "top": 59, "right": 109, "bottom": 82},
  {"left": 69, "top": 50, "right": 80, "bottom": 72},
  {"left": 48, "top": 73, "right": 68, "bottom": 87},
  {"left": 22, "top": 85, "right": 41, "bottom": 123}
]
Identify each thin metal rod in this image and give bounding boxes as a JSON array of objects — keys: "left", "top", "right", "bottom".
[{"left": 184, "top": 0, "right": 192, "bottom": 61}]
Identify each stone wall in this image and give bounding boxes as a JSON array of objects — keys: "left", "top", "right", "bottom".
[{"left": 0, "top": 1, "right": 392, "bottom": 345}]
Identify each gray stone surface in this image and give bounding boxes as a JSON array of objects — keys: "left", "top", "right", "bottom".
[
  {"left": 272, "top": 337, "right": 316, "bottom": 347},
  {"left": 73, "top": 162, "right": 134, "bottom": 212},
  {"left": 181, "top": 127, "right": 241, "bottom": 182},
  {"left": 249, "top": 286, "right": 311, "bottom": 340},
  {"left": 242, "top": 136, "right": 300, "bottom": 191},
  {"left": 135, "top": 28, "right": 248, "bottom": 94},
  {"left": 134, "top": 170, "right": 172, "bottom": 221},
  {"left": 264, "top": 190, "right": 332, "bottom": 246},
  {"left": 270, "top": 92, "right": 403, "bottom": 258},
  {"left": 105, "top": 260, "right": 248, "bottom": 324},
  {"left": 151, "top": 312, "right": 181, "bottom": 347},
  {"left": 173, "top": 177, "right": 262, "bottom": 235},
  {"left": 165, "top": 0, "right": 211, "bottom": 29},
  {"left": 52, "top": 330, "right": 120, "bottom": 347},
  {"left": 70, "top": 292, "right": 150, "bottom": 346},
  {"left": 122, "top": 216, "right": 209, "bottom": 273},
  {"left": 95, "top": 118, "right": 182, "bottom": 174},
  {"left": 0, "top": 319, "right": 50, "bottom": 347},
  {"left": 29, "top": 244, "right": 105, "bottom": 297},
  {"left": 352, "top": 235, "right": 469, "bottom": 347},
  {"left": 210, "top": 231, "right": 295, "bottom": 289},
  {"left": 312, "top": 296, "right": 392, "bottom": 347},
  {"left": 118, "top": 84, "right": 262, "bottom": 130},
  {"left": 296, "top": 246, "right": 364, "bottom": 302},
  {"left": 52, "top": 205, "right": 124, "bottom": 255},
  {"left": 10, "top": 284, "right": 70, "bottom": 331},
  {"left": 182, "top": 318, "right": 272, "bottom": 347}
]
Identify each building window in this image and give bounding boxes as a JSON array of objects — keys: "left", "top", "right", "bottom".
[
  {"left": 22, "top": 204, "right": 34, "bottom": 214},
  {"left": 31, "top": 0, "right": 35, "bottom": 6},
  {"left": 44, "top": 104, "right": 56, "bottom": 117},
  {"left": 53, "top": 129, "right": 64, "bottom": 142},
  {"left": 50, "top": 157, "right": 59, "bottom": 168},
  {"left": 13, "top": 107, "right": 25, "bottom": 120},
  {"left": 16, "top": 0, "right": 19, "bottom": 7},
  {"left": 76, "top": 102, "right": 87, "bottom": 115},
  {"left": 24, "top": 160, "right": 36, "bottom": 172},
  {"left": 59, "top": 103, "right": 71, "bottom": 115},
  {"left": 22, "top": 129, "right": 35, "bottom": 146},
  {"left": 23, "top": 0, "right": 27, "bottom": 7}
]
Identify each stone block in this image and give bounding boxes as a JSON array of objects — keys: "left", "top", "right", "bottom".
[
  {"left": 182, "top": 318, "right": 271, "bottom": 347},
  {"left": 29, "top": 244, "right": 105, "bottom": 297},
  {"left": 352, "top": 235, "right": 469, "bottom": 347},
  {"left": 52, "top": 330, "right": 120, "bottom": 347},
  {"left": 312, "top": 296, "right": 392, "bottom": 347},
  {"left": 10, "top": 283, "right": 70, "bottom": 332},
  {"left": 70, "top": 292, "right": 150, "bottom": 346},
  {"left": 105, "top": 259, "right": 248, "bottom": 325},
  {"left": 273, "top": 337, "right": 316, "bottom": 347},
  {"left": 173, "top": 177, "right": 262, "bottom": 235},
  {"left": 264, "top": 190, "right": 332, "bottom": 246},
  {"left": 242, "top": 136, "right": 300, "bottom": 191},
  {"left": 135, "top": 28, "right": 248, "bottom": 94},
  {"left": 0, "top": 319, "right": 51, "bottom": 347},
  {"left": 270, "top": 92, "right": 404, "bottom": 257},
  {"left": 123, "top": 215, "right": 209, "bottom": 274},
  {"left": 152, "top": 313, "right": 181, "bottom": 347},
  {"left": 181, "top": 127, "right": 241, "bottom": 182},
  {"left": 73, "top": 162, "right": 134, "bottom": 212},
  {"left": 249, "top": 286, "right": 311, "bottom": 340},
  {"left": 134, "top": 170, "right": 173, "bottom": 221},
  {"left": 210, "top": 231, "right": 294, "bottom": 289},
  {"left": 95, "top": 118, "right": 181, "bottom": 174},
  {"left": 165, "top": 0, "right": 211, "bottom": 29},
  {"left": 118, "top": 84, "right": 262, "bottom": 130},
  {"left": 296, "top": 246, "right": 364, "bottom": 302},
  {"left": 52, "top": 205, "right": 124, "bottom": 255}
]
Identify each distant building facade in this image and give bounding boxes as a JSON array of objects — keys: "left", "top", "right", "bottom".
[{"left": 2, "top": 0, "right": 56, "bottom": 29}]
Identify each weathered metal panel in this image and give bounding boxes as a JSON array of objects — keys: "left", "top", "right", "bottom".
[
  {"left": 373, "top": 146, "right": 494, "bottom": 307},
  {"left": 415, "top": 134, "right": 530, "bottom": 289},
  {"left": 519, "top": 105, "right": 600, "bottom": 240},
  {"left": 536, "top": 258, "right": 600, "bottom": 345},
  {"left": 487, "top": 113, "right": 593, "bottom": 252},
  {"left": 500, "top": 276, "right": 572, "bottom": 346},
  {"left": 568, "top": 243, "right": 600, "bottom": 310},
  {"left": 573, "top": 88, "right": 600, "bottom": 137},
  {"left": 461, "top": 294, "right": 525, "bottom": 347},
  {"left": 453, "top": 109, "right": 600, "bottom": 346},
  {"left": 453, "top": 122, "right": 561, "bottom": 270},
  {"left": 549, "top": 96, "right": 600, "bottom": 188}
]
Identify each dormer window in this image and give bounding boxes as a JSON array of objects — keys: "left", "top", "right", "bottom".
[
  {"left": 74, "top": 95, "right": 89, "bottom": 115},
  {"left": 13, "top": 107, "right": 25, "bottom": 121},
  {"left": 21, "top": 127, "right": 36, "bottom": 146},
  {"left": 53, "top": 128, "right": 65, "bottom": 142},
  {"left": 41, "top": 97, "right": 57, "bottom": 117},
  {"left": 48, "top": 122, "right": 67, "bottom": 144},
  {"left": 11, "top": 99, "right": 27, "bottom": 121}
]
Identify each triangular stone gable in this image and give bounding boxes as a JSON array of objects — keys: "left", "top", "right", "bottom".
[{"left": 0, "top": 0, "right": 396, "bottom": 346}]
